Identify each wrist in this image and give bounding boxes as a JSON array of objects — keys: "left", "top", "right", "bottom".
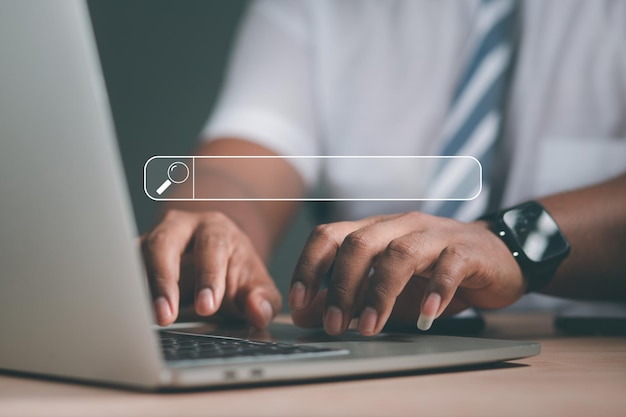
[{"left": 474, "top": 219, "right": 527, "bottom": 295}]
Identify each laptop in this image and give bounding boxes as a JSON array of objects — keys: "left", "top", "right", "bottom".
[{"left": 0, "top": 0, "right": 539, "bottom": 390}]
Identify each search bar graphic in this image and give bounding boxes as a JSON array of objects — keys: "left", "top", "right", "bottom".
[{"left": 143, "top": 156, "right": 481, "bottom": 201}]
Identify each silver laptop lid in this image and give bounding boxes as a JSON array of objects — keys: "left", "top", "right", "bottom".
[{"left": 0, "top": 0, "right": 163, "bottom": 387}]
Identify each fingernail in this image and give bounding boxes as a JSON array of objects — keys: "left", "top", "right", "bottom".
[
  {"left": 196, "top": 288, "right": 215, "bottom": 315},
  {"left": 155, "top": 297, "right": 171, "bottom": 324},
  {"left": 417, "top": 292, "right": 441, "bottom": 331},
  {"left": 289, "top": 281, "right": 306, "bottom": 310},
  {"left": 260, "top": 300, "right": 274, "bottom": 325},
  {"left": 324, "top": 306, "right": 344, "bottom": 335},
  {"left": 358, "top": 307, "right": 378, "bottom": 335}
]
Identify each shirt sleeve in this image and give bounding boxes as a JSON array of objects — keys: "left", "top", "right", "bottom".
[{"left": 201, "top": 0, "right": 321, "bottom": 188}]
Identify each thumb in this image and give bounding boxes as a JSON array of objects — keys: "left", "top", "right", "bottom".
[{"left": 238, "top": 280, "right": 283, "bottom": 329}]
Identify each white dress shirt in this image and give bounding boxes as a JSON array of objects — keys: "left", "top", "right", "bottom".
[{"left": 203, "top": 0, "right": 626, "bottom": 221}]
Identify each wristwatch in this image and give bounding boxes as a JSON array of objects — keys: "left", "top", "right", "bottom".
[{"left": 480, "top": 201, "right": 571, "bottom": 293}]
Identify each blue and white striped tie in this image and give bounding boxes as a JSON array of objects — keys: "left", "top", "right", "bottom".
[{"left": 423, "top": 0, "right": 519, "bottom": 221}]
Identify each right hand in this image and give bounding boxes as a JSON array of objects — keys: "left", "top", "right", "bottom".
[{"left": 141, "top": 209, "right": 282, "bottom": 328}]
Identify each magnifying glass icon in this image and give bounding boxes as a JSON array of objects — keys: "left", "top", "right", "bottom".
[{"left": 156, "top": 162, "right": 190, "bottom": 195}]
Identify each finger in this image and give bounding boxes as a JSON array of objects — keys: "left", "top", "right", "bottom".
[
  {"left": 289, "top": 214, "right": 401, "bottom": 312},
  {"left": 289, "top": 222, "right": 355, "bottom": 310},
  {"left": 192, "top": 213, "right": 235, "bottom": 316},
  {"left": 242, "top": 286, "right": 282, "bottom": 329},
  {"left": 142, "top": 210, "right": 196, "bottom": 326},
  {"left": 208, "top": 238, "right": 283, "bottom": 329},
  {"left": 386, "top": 277, "right": 470, "bottom": 327},
  {"left": 417, "top": 244, "right": 474, "bottom": 331},
  {"left": 324, "top": 216, "right": 413, "bottom": 335},
  {"left": 291, "top": 289, "right": 327, "bottom": 328},
  {"left": 358, "top": 230, "right": 437, "bottom": 335},
  {"left": 235, "top": 269, "right": 283, "bottom": 329}
]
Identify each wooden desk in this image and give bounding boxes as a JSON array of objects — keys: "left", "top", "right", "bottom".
[{"left": 1, "top": 314, "right": 625, "bottom": 417}]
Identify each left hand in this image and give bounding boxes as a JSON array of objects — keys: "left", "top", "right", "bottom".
[{"left": 288, "top": 212, "right": 526, "bottom": 336}]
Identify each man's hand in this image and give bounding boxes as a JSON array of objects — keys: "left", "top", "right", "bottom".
[
  {"left": 141, "top": 209, "right": 282, "bottom": 328},
  {"left": 288, "top": 212, "right": 525, "bottom": 336},
  {"left": 140, "top": 138, "right": 303, "bottom": 328}
]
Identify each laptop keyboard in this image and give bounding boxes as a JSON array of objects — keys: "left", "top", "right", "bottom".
[{"left": 160, "top": 331, "right": 347, "bottom": 362}]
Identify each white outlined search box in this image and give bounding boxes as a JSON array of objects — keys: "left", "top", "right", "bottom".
[{"left": 144, "top": 156, "right": 482, "bottom": 201}]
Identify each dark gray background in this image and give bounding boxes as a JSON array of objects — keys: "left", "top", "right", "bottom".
[{"left": 88, "top": 0, "right": 314, "bottom": 307}]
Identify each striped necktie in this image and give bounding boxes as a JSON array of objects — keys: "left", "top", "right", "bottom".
[{"left": 423, "top": 0, "right": 519, "bottom": 221}]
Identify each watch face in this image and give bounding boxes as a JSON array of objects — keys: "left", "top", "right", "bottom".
[{"left": 502, "top": 203, "right": 569, "bottom": 262}]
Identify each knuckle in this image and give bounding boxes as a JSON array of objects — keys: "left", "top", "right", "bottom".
[
  {"left": 205, "top": 210, "right": 230, "bottom": 224},
  {"left": 442, "top": 244, "right": 471, "bottom": 265},
  {"left": 311, "top": 223, "right": 336, "bottom": 241},
  {"left": 296, "top": 255, "right": 318, "bottom": 275},
  {"left": 386, "top": 239, "right": 418, "bottom": 260},
  {"left": 146, "top": 229, "right": 172, "bottom": 250},
  {"left": 196, "top": 229, "right": 231, "bottom": 249},
  {"left": 293, "top": 256, "right": 328, "bottom": 286},
  {"left": 369, "top": 280, "right": 396, "bottom": 301},
  {"left": 151, "top": 274, "right": 175, "bottom": 293},
  {"left": 433, "top": 270, "right": 458, "bottom": 291},
  {"left": 402, "top": 211, "right": 423, "bottom": 222},
  {"left": 342, "top": 232, "right": 374, "bottom": 253},
  {"left": 162, "top": 209, "right": 182, "bottom": 221},
  {"left": 329, "top": 281, "right": 352, "bottom": 303},
  {"left": 196, "top": 266, "right": 221, "bottom": 283},
  {"left": 152, "top": 274, "right": 170, "bottom": 286},
  {"left": 433, "top": 245, "right": 473, "bottom": 292}
]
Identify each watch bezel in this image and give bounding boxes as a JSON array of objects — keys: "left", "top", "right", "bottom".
[{"left": 481, "top": 201, "right": 570, "bottom": 293}]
